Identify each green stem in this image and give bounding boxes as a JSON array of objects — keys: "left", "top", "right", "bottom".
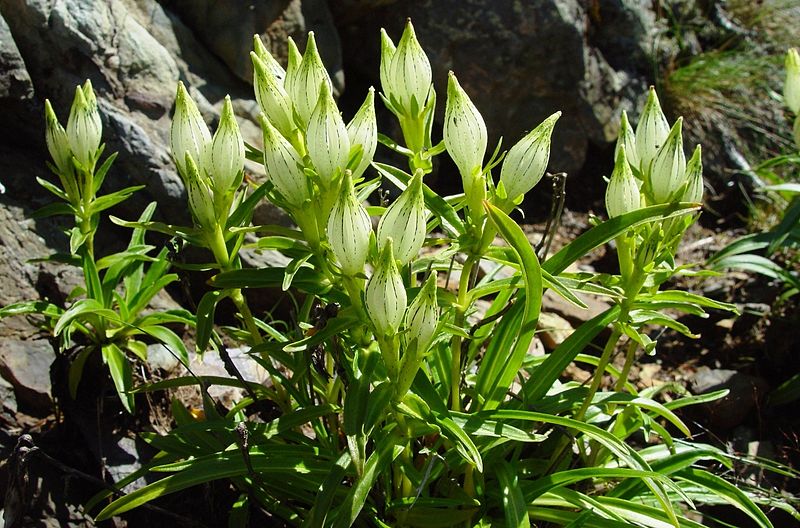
[
  {"left": 450, "top": 256, "right": 476, "bottom": 411},
  {"left": 575, "top": 327, "right": 622, "bottom": 422},
  {"left": 614, "top": 340, "right": 638, "bottom": 393}
]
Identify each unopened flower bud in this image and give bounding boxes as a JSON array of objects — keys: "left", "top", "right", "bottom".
[
  {"left": 635, "top": 87, "right": 670, "bottom": 175},
  {"left": 44, "top": 99, "right": 73, "bottom": 176},
  {"left": 346, "top": 88, "right": 377, "bottom": 179},
  {"left": 682, "top": 145, "right": 704, "bottom": 204},
  {"left": 184, "top": 153, "right": 216, "bottom": 230},
  {"left": 649, "top": 118, "right": 686, "bottom": 204},
  {"left": 500, "top": 112, "right": 560, "bottom": 201},
  {"left": 366, "top": 238, "right": 407, "bottom": 336},
  {"left": 605, "top": 145, "right": 641, "bottom": 218},
  {"left": 386, "top": 20, "right": 432, "bottom": 116},
  {"left": 403, "top": 272, "right": 439, "bottom": 354},
  {"left": 379, "top": 29, "right": 397, "bottom": 105},
  {"left": 307, "top": 82, "right": 350, "bottom": 186},
  {"left": 66, "top": 80, "right": 102, "bottom": 170},
  {"left": 377, "top": 170, "right": 426, "bottom": 265},
  {"left": 785, "top": 48, "right": 800, "bottom": 115},
  {"left": 284, "top": 32, "right": 332, "bottom": 127},
  {"left": 171, "top": 82, "right": 211, "bottom": 178},
  {"left": 615, "top": 110, "right": 639, "bottom": 174},
  {"left": 206, "top": 96, "right": 244, "bottom": 194},
  {"left": 252, "top": 52, "right": 295, "bottom": 137},
  {"left": 327, "top": 171, "right": 372, "bottom": 275},
  {"left": 253, "top": 34, "right": 286, "bottom": 83},
  {"left": 259, "top": 113, "right": 309, "bottom": 207},
  {"left": 444, "top": 72, "right": 487, "bottom": 183}
]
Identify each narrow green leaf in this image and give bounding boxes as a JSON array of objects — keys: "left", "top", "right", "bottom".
[
  {"left": 141, "top": 325, "right": 189, "bottom": 366},
  {"left": 496, "top": 460, "right": 531, "bottom": 528},
  {"left": 196, "top": 290, "right": 226, "bottom": 353},
  {"left": 102, "top": 343, "right": 135, "bottom": 413}
]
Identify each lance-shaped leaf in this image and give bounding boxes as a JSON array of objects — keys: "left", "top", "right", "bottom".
[
  {"left": 387, "top": 20, "right": 432, "bottom": 116},
  {"left": 171, "top": 81, "right": 211, "bottom": 178},
  {"left": 346, "top": 88, "right": 377, "bottom": 179},
  {"left": 682, "top": 145, "right": 704, "bottom": 203},
  {"left": 284, "top": 32, "right": 332, "bottom": 127},
  {"left": 206, "top": 96, "right": 244, "bottom": 194},
  {"left": 635, "top": 87, "right": 670, "bottom": 175},
  {"left": 66, "top": 80, "right": 102, "bottom": 169},
  {"left": 500, "top": 112, "right": 560, "bottom": 201},
  {"left": 649, "top": 117, "right": 686, "bottom": 204},
  {"left": 376, "top": 169, "right": 426, "bottom": 265},
  {"left": 366, "top": 238, "right": 407, "bottom": 336},
  {"left": 605, "top": 145, "right": 641, "bottom": 218},
  {"left": 251, "top": 51, "right": 295, "bottom": 138},
  {"left": 615, "top": 110, "right": 639, "bottom": 174},
  {"left": 785, "top": 48, "right": 800, "bottom": 115},
  {"left": 307, "top": 82, "right": 350, "bottom": 186},
  {"left": 444, "top": 72, "right": 487, "bottom": 183},
  {"left": 327, "top": 171, "right": 372, "bottom": 276},
  {"left": 259, "top": 113, "right": 309, "bottom": 207}
]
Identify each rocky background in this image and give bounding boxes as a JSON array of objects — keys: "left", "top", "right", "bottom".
[{"left": 0, "top": 1, "right": 795, "bottom": 523}]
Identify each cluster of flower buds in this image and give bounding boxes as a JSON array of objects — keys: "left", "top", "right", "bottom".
[
  {"left": 45, "top": 80, "right": 103, "bottom": 191},
  {"left": 252, "top": 33, "right": 377, "bottom": 205},
  {"left": 785, "top": 48, "right": 800, "bottom": 149},
  {"left": 170, "top": 83, "right": 244, "bottom": 231},
  {"left": 605, "top": 87, "right": 704, "bottom": 218}
]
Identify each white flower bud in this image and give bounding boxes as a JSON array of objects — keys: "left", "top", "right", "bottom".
[
  {"left": 387, "top": 20, "right": 432, "bottom": 116},
  {"left": 377, "top": 170, "right": 426, "bottom": 265},
  {"left": 206, "top": 96, "right": 244, "bottom": 194},
  {"left": 66, "top": 80, "right": 102, "bottom": 170},
  {"left": 682, "top": 145, "right": 704, "bottom": 204},
  {"left": 284, "top": 33, "right": 332, "bottom": 127},
  {"left": 444, "top": 72, "right": 487, "bottom": 183},
  {"left": 615, "top": 110, "right": 639, "bottom": 174},
  {"left": 184, "top": 153, "right": 216, "bottom": 230},
  {"left": 499, "top": 112, "right": 560, "bottom": 201},
  {"left": 785, "top": 48, "right": 800, "bottom": 115},
  {"left": 346, "top": 88, "right": 377, "bottom": 180},
  {"left": 327, "top": 171, "right": 372, "bottom": 275},
  {"left": 252, "top": 52, "right": 295, "bottom": 138},
  {"left": 44, "top": 99, "right": 73, "bottom": 176},
  {"left": 366, "top": 238, "right": 407, "bottom": 336},
  {"left": 403, "top": 272, "right": 439, "bottom": 354},
  {"left": 307, "top": 82, "right": 350, "bottom": 186},
  {"left": 259, "top": 113, "right": 309, "bottom": 207},
  {"left": 253, "top": 34, "right": 286, "bottom": 83},
  {"left": 605, "top": 145, "right": 641, "bottom": 218},
  {"left": 635, "top": 87, "right": 670, "bottom": 175},
  {"left": 649, "top": 117, "right": 686, "bottom": 204},
  {"left": 379, "top": 28, "right": 397, "bottom": 107},
  {"left": 171, "top": 82, "right": 211, "bottom": 178}
]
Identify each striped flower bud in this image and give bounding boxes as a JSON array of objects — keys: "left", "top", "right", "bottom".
[
  {"left": 785, "top": 48, "right": 800, "bottom": 115},
  {"left": 635, "top": 87, "right": 670, "bottom": 175},
  {"left": 171, "top": 82, "right": 211, "bottom": 178},
  {"left": 444, "top": 72, "right": 487, "bottom": 183},
  {"left": 284, "top": 32, "right": 332, "bottom": 127},
  {"left": 253, "top": 34, "right": 286, "bottom": 83},
  {"left": 386, "top": 20, "right": 432, "bottom": 116},
  {"left": 615, "top": 110, "right": 639, "bottom": 174},
  {"left": 649, "top": 118, "right": 686, "bottom": 204},
  {"left": 252, "top": 52, "right": 295, "bottom": 137},
  {"left": 682, "top": 145, "right": 704, "bottom": 204},
  {"left": 66, "top": 80, "right": 102, "bottom": 170},
  {"left": 403, "top": 272, "right": 439, "bottom": 354},
  {"left": 605, "top": 145, "right": 641, "bottom": 218},
  {"left": 259, "top": 113, "right": 309, "bottom": 207},
  {"left": 346, "top": 88, "right": 377, "bottom": 179},
  {"left": 377, "top": 170, "right": 426, "bottom": 265},
  {"left": 206, "top": 96, "right": 244, "bottom": 194},
  {"left": 327, "top": 171, "right": 372, "bottom": 275},
  {"left": 379, "top": 28, "right": 397, "bottom": 107},
  {"left": 44, "top": 99, "right": 73, "bottom": 176},
  {"left": 499, "top": 112, "right": 560, "bottom": 201},
  {"left": 184, "top": 153, "right": 216, "bottom": 230},
  {"left": 366, "top": 238, "right": 407, "bottom": 336},
  {"left": 307, "top": 82, "right": 350, "bottom": 186}
]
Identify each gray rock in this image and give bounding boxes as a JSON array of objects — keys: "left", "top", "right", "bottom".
[
  {"left": 690, "top": 366, "right": 769, "bottom": 430},
  {"left": 0, "top": 338, "right": 56, "bottom": 415}
]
